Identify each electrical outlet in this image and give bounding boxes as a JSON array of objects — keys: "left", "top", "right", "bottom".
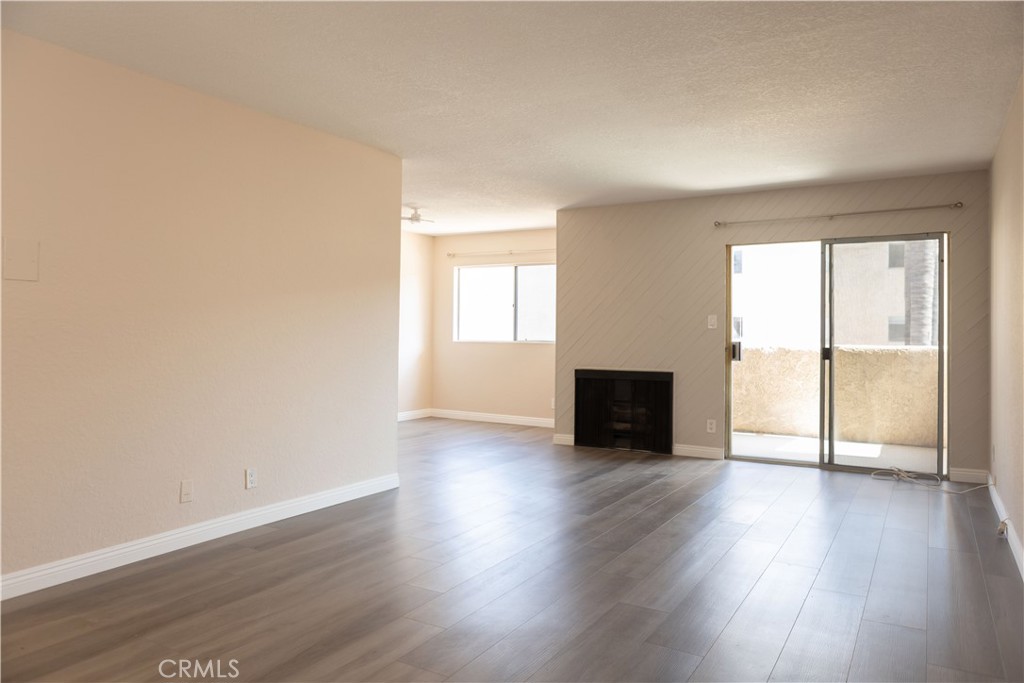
[
  {"left": 245, "top": 468, "right": 257, "bottom": 490},
  {"left": 706, "top": 419, "right": 717, "bottom": 434},
  {"left": 551, "top": 397, "right": 555, "bottom": 409},
  {"left": 180, "top": 479, "right": 194, "bottom": 504}
]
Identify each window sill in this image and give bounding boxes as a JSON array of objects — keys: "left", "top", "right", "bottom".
[{"left": 453, "top": 340, "right": 555, "bottom": 345}]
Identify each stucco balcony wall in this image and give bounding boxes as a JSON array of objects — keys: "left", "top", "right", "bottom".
[{"left": 733, "top": 346, "right": 938, "bottom": 447}]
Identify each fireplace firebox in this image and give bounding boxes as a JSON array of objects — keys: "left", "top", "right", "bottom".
[{"left": 574, "top": 369, "right": 672, "bottom": 454}]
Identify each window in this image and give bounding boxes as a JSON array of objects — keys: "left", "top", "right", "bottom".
[
  {"left": 732, "top": 316, "right": 744, "bottom": 339},
  {"left": 888, "top": 315, "right": 906, "bottom": 343},
  {"left": 455, "top": 264, "right": 555, "bottom": 342},
  {"left": 888, "top": 243, "right": 905, "bottom": 268},
  {"left": 733, "top": 249, "right": 743, "bottom": 274}
]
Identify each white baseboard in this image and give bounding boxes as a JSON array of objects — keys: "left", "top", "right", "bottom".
[
  {"left": 949, "top": 467, "right": 989, "bottom": 484},
  {"left": 553, "top": 434, "right": 575, "bottom": 446},
  {"left": 397, "top": 408, "right": 433, "bottom": 422},
  {"left": 988, "top": 475, "right": 1023, "bottom": 580},
  {"left": 673, "top": 444, "right": 725, "bottom": 459},
  {"left": 1, "top": 473, "right": 400, "bottom": 600},
  {"left": 430, "top": 409, "right": 554, "bottom": 429}
]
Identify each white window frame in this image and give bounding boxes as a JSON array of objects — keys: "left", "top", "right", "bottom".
[{"left": 454, "top": 263, "right": 556, "bottom": 343}]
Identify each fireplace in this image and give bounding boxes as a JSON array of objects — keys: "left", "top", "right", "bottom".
[{"left": 574, "top": 369, "right": 672, "bottom": 454}]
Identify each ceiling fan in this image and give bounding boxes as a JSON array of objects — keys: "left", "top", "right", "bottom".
[{"left": 401, "top": 208, "right": 434, "bottom": 224}]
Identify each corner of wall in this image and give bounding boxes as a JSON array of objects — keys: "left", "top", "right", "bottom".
[{"left": 988, "top": 68, "right": 1024, "bottom": 561}]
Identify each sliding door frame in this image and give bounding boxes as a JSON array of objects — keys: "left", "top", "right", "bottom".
[
  {"left": 725, "top": 240, "right": 822, "bottom": 469},
  {"left": 820, "top": 232, "right": 947, "bottom": 477}
]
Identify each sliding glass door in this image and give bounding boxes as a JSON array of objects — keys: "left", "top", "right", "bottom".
[
  {"left": 728, "top": 241, "right": 821, "bottom": 463},
  {"left": 823, "top": 235, "right": 946, "bottom": 475},
  {"left": 728, "top": 234, "right": 947, "bottom": 476}
]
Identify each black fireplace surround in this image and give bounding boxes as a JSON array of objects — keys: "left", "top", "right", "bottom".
[{"left": 574, "top": 369, "right": 673, "bottom": 454}]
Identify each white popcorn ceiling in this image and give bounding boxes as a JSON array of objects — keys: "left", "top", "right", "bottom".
[{"left": 4, "top": 2, "right": 1021, "bottom": 235}]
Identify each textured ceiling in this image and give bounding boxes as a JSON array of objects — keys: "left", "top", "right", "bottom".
[{"left": 3, "top": 2, "right": 1022, "bottom": 234}]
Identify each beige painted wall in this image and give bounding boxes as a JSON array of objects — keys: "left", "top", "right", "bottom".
[
  {"left": 399, "top": 231, "right": 433, "bottom": 414},
  {"left": 557, "top": 171, "right": 990, "bottom": 472},
  {"left": 990, "top": 73, "right": 1023, "bottom": 550},
  {"left": 1, "top": 33, "right": 401, "bottom": 573},
  {"left": 432, "top": 229, "right": 556, "bottom": 421}
]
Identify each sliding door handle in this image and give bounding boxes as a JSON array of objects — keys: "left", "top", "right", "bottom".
[
  {"left": 822, "top": 347, "right": 832, "bottom": 361},
  {"left": 731, "top": 341, "right": 742, "bottom": 361}
]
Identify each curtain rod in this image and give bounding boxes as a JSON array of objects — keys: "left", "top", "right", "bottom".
[
  {"left": 713, "top": 201, "right": 964, "bottom": 228},
  {"left": 446, "top": 248, "right": 555, "bottom": 258}
]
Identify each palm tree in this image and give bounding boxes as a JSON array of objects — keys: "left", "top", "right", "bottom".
[{"left": 903, "top": 240, "right": 938, "bottom": 345}]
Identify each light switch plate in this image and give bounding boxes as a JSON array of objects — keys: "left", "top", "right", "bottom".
[
  {"left": 707, "top": 314, "right": 718, "bottom": 329},
  {"left": 180, "top": 479, "right": 194, "bottom": 504}
]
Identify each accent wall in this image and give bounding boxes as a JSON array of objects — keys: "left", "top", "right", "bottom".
[{"left": 556, "top": 171, "right": 990, "bottom": 475}]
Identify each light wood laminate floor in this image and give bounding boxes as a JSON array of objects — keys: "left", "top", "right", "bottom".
[{"left": 3, "top": 418, "right": 1021, "bottom": 682}]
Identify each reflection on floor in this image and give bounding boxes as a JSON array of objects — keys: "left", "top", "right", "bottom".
[{"left": 732, "top": 432, "right": 941, "bottom": 474}]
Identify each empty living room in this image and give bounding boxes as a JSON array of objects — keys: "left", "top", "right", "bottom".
[{"left": 2, "top": 2, "right": 1022, "bottom": 682}]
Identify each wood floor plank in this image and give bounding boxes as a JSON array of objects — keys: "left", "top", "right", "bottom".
[
  {"left": 565, "top": 468, "right": 717, "bottom": 545},
  {"left": 812, "top": 511, "right": 885, "bottom": 596},
  {"left": 1, "top": 569, "right": 298, "bottom": 682},
  {"left": 582, "top": 463, "right": 770, "bottom": 555},
  {"left": 621, "top": 520, "right": 747, "bottom": 612},
  {"left": 926, "top": 664, "right": 1005, "bottom": 682},
  {"left": 139, "top": 556, "right": 440, "bottom": 654},
  {"left": 406, "top": 513, "right": 576, "bottom": 593},
  {"left": 184, "top": 584, "right": 441, "bottom": 682},
  {"left": 447, "top": 571, "right": 639, "bottom": 682},
  {"left": 583, "top": 489, "right": 719, "bottom": 553},
  {"left": 410, "top": 506, "right": 560, "bottom": 565},
  {"left": 620, "top": 643, "right": 702, "bottom": 683},
  {"left": 404, "top": 539, "right": 610, "bottom": 629},
  {"left": 927, "top": 547, "right": 1005, "bottom": 679},
  {"left": 768, "top": 588, "right": 865, "bottom": 682},
  {"left": 646, "top": 539, "right": 781, "bottom": 656},
  {"left": 0, "top": 614, "right": 102, "bottom": 661},
  {"left": 397, "top": 546, "right": 617, "bottom": 677},
  {"left": 364, "top": 661, "right": 446, "bottom": 682},
  {"left": 929, "top": 491, "right": 980, "bottom": 553},
  {"left": 528, "top": 603, "right": 691, "bottom": 682},
  {"left": 885, "top": 487, "right": 930, "bottom": 533},
  {"left": 739, "top": 471, "right": 823, "bottom": 544},
  {"left": 862, "top": 527, "right": 929, "bottom": 629},
  {"left": 847, "top": 620, "right": 927, "bottom": 683},
  {"left": 22, "top": 636, "right": 188, "bottom": 683},
  {"left": 847, "top": 477, "right": 894, "bottom": 517},
  {"left": 597, "top": 502, "right": 725, "bottom": 579},
  {"left": 983, "top": 572, "right": 1024, "bottom": 683},
  {"left": 688, "top": 561, "right": 817, "bottom": 682},
  {"left": 273, "top": 617, "right": 443, "bottom": 682},
  {"left": 774, "top": 511, "right": 845, "bottom": 569},
  {"left": 569, "top": 472, "right": 669, "bottom": 516},
  {"left": 699, "top": 467, "right": 798, "bottom": 525}
]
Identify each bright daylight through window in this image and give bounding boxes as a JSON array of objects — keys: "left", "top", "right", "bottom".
[{"left": 455, "top": 264, "right": 555, "bottom": 342}]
